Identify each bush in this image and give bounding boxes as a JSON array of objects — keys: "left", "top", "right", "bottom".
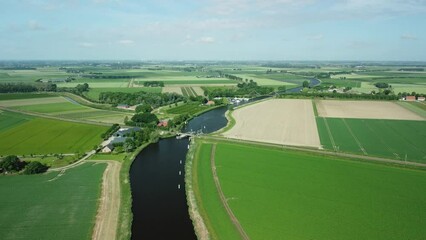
[
  {"left": 23, "top": 161, "right": 48, "bottom": 174},
  {"left": 0, "top": 155, "right": 26, "bottom": 173}
]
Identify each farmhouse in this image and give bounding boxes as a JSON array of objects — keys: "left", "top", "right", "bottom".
[
  {"left": 115, "top": 127, "right": 141, "bottom": 137},
  {"left": 205, "top": 100, "right": 215, "bottom": 106},
  {"left": 418, "top": 97, "right": 425, "bottom": 101},
  {"left": 117, "top": 104, "right": 130, "bottom": 110},
  {"left": 405, "top": 96, "right": 416, "bottom": 101},
  {"left": 101, "top": 136, "right": 127, "bottom": 152},
  {"left": 157, "top": 120, "right": 168, "bottom": 127}
]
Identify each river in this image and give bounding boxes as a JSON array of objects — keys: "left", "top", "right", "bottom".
[{"left": 129, "top": 106, "right": 229, "bottom": 239}]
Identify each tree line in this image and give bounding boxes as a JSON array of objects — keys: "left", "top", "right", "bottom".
[
  {"left": 98, "top": 91, "right": 183, "bottom": 107},
  {"left": 0, "top": 155, "right": 48, "bottom": 175},
  {"left": 0, "top": 83, "right": 57, "bottom": 93}
]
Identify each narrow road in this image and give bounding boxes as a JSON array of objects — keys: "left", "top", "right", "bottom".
[
  {"left": 210, "top": 144, "right": 250, "bottom": 240},
  {"left": 91, "top": 160, "right": 121, "bottom": 240},
  {"left": 48, "top": 150, "right": 96, "bottom": 172}
]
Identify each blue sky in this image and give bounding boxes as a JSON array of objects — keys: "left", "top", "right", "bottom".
[{"left": 1, "top": 0, "right": 425, "bottom": 61}]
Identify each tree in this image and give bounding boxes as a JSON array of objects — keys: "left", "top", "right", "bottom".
[
  {"left": 23, "top": 161, "right": 48, "bottom": 174},
  {"left": 135, "top": 104, "right": 152, "bottom": 113},
  {"left": 0, "top": 155, "right": 25, "bottom": 173},
  {"left": 131, "top": 112, "right": 159, "bottom": 126},
  {"left": 302, "top": 81, "right": 310, "bottom": 88}
]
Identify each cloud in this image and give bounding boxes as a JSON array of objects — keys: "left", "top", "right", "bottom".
[
  {"left": 118, "top": 39, "right": 135, "bottom": 45},
  {"left": 198, "top": 37, "right": 215, "bottom": 44},
  {"left": 307, "top": 34, "right": 323, "bottom": 40},
  {"left": 28, "top": 20, "right": 45, "bottom": 31},
  {"left": 401, "top": 34, "right": 417, "bottom": 40},
  {"left": 78, "top": 42, "right": 95, "bottom": 48}
]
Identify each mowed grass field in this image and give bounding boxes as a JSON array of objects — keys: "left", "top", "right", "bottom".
[
  {"left": 316, "top": 118, "right": 426, "bottom": 163},
  {"left": 0, "top": 111, "right": 107, "bottom": 155},
  {"left": 193, "top": 141, "right": 426, "bottom": 240},
  {"left": 0, "top": 162, "right": 106, "bottom": 240}
]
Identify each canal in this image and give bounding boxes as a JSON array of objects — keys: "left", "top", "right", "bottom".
[{"left": 129, "top": 106, "right": 228, "bottom": 239}]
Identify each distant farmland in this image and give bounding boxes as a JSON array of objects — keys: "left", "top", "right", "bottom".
[
  {"left": 316, "top": 117, "right": 426, "bottom": 163},
  {"left": 0, "top": 111, "right": 107, "bottom": 155},
  {"left": 0, "top": 163, "right": 106, "bottom": 240},
  {"left": 192, "top": 140, "right": 426, "bottom": 240}
]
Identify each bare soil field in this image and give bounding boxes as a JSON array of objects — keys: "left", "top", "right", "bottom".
[
  {"left": 162, "top": 86, "right": 182, "bottom": 95},
  {"left": 224, "top": 99, "right": 321, "bottom": 148},
  {"left": 316, "top": 100, "right": 424, "bottom": 120},
  {"left": 0, "top": 97, "right": 67, "bottom": 107}
]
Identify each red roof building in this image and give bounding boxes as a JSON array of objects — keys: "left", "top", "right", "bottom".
[{"left": 405, "top": 96, "right": 416, "bottom": 101}]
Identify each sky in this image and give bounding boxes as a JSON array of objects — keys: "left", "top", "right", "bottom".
[{"left": 1, "top": 0, "right": 426, "bottom": 61}]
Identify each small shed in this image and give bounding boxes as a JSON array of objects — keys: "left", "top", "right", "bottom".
[
  {"left": 101, "top": 145, "right": 113, "bottom": 153},
  {"left": 206, "top": 100, "right": 215, "bottom": 106}
]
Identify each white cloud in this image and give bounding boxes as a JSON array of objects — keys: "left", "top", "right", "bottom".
[
  {"left": 401, "top": 34, "right": 417, "bottom": 40},
  {"left": 118, "top": 39, "right": 135, "bottom": 45},
  {"left": 28, "top": 20, "right": 45, "bottom": 31},
  {"left": 198, "top": 37, "right": 215, "bottom": 44},
  {"left": 78, "top": 42, "right": 95, "bottom": 48},
  {"left": 307, "top": 34, "right": 323, "bottom": 40}
]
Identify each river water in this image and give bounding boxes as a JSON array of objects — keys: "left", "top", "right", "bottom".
[{"left": 129, "top": 106, "right": 228, "bottom": 239}]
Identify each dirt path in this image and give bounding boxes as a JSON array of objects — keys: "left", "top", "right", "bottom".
[
  {"left": 210, "top": 144, "right": 250, "bottom": 240},
  {"left": 92, "top": 160, "right": 121, "bottom": 240}
]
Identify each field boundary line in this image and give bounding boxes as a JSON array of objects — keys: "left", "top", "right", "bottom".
[
  {"left": 341, "top": 118, "right": 368, "bottom": 155},
  {"left": 322, "top": 117, "right": 337, "bottom": 151},
  {"left": 91, "top": 160, "right": 121, "bottom": 240},
  {"left": 210, "top": 144, "right": 250, "bottom": 240}
]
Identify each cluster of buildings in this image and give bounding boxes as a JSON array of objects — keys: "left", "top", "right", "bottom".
[
  {"left": 401, "top": 96, "right": 425, "bottom": 101},
  {"left": 101, "top": 127, "right": 141, "bottom": 153}
]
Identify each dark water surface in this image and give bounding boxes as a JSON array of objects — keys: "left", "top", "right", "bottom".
[{"left": 130, "top": 106, "right": 228, "bottom": 240}]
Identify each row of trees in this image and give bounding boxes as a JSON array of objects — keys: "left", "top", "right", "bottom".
[
  {"left": 143, "top": 81, "right": 164, "bottom": 87},
  {"left": 279, "top": 92, "right": 399, "bottom": 100},
  {"left": 98, "top": 91, "right": 183, "bottom": 107},
  {"left": 0, "top": 83, "right": 57, "bottom": 93},
  {"left": 0, "top": 155, "right": 48, "bottom": 175},
  {"left": 204, "top": 81, "right": 274, "bottom": 98}
]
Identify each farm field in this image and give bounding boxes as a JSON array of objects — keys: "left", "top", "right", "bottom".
[
  {"left": 0, "top": 93, "right": 56, "bottom": 100},
  {"left": 316, "top": 100, "right": 424, "bottom": 120},
  {"left": 0, "top": 96, "right": 68, "bottom": 107},
  {"left": 0, "top": 162, "right": 106, "bottom": 240},
  {"left": 181, "top": 86, "right": 198, "bottom": 97},
  {"left": 0, "top": 95, "right": 133, "bottom": 125},
  {"left": 223, "top": 99, "right": 321, "bottom": 148},
  {"left": 162, "top": 86, "right": 183, "bottom": 95},
  {"left": 0, "top": 112, "right": 107, "bottom": 155},
  {"left": 316, "top": 117, "right": 426, "bottom": 163},
  {"left": 233, "top": 72, "right": 302, "bottom": 86},
  {"left": 192, "top": 140, "right": 426, "bottom": 240}
]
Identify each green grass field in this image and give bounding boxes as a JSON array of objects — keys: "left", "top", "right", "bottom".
[
  {"left": 192, "top": 143, "right": 240, "bottom": 240},
  {"left": 13, "top": 101, "right": 90, "bottom": 113},
  {"left": 194, "top": 140, "right": 426, "bottom": 240},
  {"left": 0, "top": 113, "right": 107, "bottom": 155},
  {"left": 0, "top": 93, "right": 56, "bottom": 100},
  {"left": 0, "top": 162, "right": 106, "bottom": 240},
  {"left": 316, "top": 118, "right": 426, "bottom": 163}
]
